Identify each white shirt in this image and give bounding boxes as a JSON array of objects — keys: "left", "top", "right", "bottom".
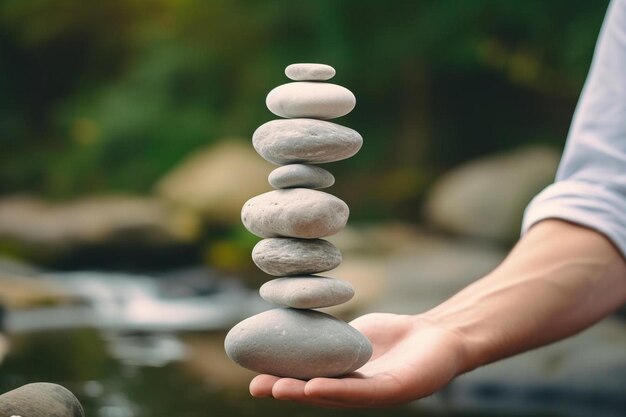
[{"left": 522, "top": 0, "right": 626, "bottom": 258}]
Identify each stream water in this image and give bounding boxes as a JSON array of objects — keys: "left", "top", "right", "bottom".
[
  {"left": 1, "top": 269, "right": 624, "bottom": 417},
  {"left": 0, "top": 269, "right": 432, "bottom": 416},
  {"left": 0, "top": 328, "right": 434, "bottom": 417}
]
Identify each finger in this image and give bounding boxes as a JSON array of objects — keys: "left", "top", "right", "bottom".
[
  {"left": 271, "top": 378, "right": 307, "bottom": 400},
  {"left": 305, "top": 377, "right": 369, "bottom": 403},
  {"left": 249, "top": 374, "right": 280, "bottom": 397},
  {"left": 286, "top": 397, "right": 361, "bottom": 408},
  {"left": 268, "top": 378, "right": 368, "bottom": 409},
  {"left": 303, "top": 375, "right": 403, "bottom": 407},
  {"left": 250, "top": 375, "right": 382, "bottom": 407},
  {"left": 252, "top": 375, "right": 381, "bottom": 408}
]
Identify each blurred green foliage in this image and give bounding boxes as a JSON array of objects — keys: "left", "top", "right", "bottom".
[{"left": 0, "top": 0, "right": 609, "bottom": 199}]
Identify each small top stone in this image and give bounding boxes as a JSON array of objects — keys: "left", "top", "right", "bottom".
[{"left": 285, "top": 63, "right": 336, "bottom": 81}]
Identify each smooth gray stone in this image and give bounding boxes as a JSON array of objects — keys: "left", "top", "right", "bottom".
[
  {"left": 224, "top": 308, "right": 372, "bottom": 379},
  {"left": 268, "top": 164, "right": 335, "bottom": 189},
  {"left": 252, "top": 238, "right": 341, "bottom": 276},
  {"left": 260, "top": 276, "right": 354, "bottom": 308},
  {"left": 253, "top": 119, "right": 363, "bottom": 165},
  {"left": 0, "top": 383, "right": 85, "bottom": 417},
  {"left": 266, "top": 82, "right": 356, "bottom": 119},
  {"left": 241, "top": 189, "right": 349, "bottom": 239},
  {"left": 285, "top": 63, "right": 336, "bottom": 81}
]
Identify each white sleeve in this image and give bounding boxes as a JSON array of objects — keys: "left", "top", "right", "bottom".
[{"left": 522, "top": 0, "right": 626, "bottom": 257}]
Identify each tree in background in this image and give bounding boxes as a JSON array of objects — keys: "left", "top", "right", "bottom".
[{"left": 0, "top": 0, "right": 608, "bottom": 221}]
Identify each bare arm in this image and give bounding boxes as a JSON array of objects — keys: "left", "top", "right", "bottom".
[{"left": 426, "top": 219, "right": 626, "bottom": 373}]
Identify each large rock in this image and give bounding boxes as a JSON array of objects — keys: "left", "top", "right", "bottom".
[
  {"left": 425, "top": 146, "right": 560, "bottom": 243},
  {"left": 0, "top": 195, "right": 195, "bottom": 264},
  {"left": 156, "top": 141, "right": 274, "bottom": 222},
  {"left": 224, "top": 308, "right": 372, "bottom": 379},
  {"left": 0, "top": 263, "right": 73, "bottom": 310},
  {"left": 373, "top": 233, "right": 506, "bottom": 314},
  {"left": 324, "top": 223, "right": 506, "bottom": 317}
]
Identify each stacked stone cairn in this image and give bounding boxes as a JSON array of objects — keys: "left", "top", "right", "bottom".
[{"left": 224, "top": 63, "right": 373, "bottom": 380}]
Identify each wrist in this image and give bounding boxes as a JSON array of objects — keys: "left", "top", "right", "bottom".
[
  {"left": 418, "top": 308, "right": 484, "bottom": 375},
  {"left": 420, "top": 220, "right": 626, "bottom": 374},
  {"left": 411, "top": 312, "right": 478, "bottom": 378}
]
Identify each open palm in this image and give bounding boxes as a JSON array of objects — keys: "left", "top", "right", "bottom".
[{"left": 249, "top": 312, "right": 467, "bottom": 407}]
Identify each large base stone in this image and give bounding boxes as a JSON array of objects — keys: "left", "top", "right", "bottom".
[{"left": 224, "top": 308, "right": 372, "bottom": 380}]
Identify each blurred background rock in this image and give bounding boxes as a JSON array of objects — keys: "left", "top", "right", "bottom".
[{"left": 1, "top": 1, "right": 624, "bottom": 417}]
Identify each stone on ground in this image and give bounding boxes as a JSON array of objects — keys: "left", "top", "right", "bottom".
[
  {"left": 425, "top": 146, "right": 560, "bottom": 243},
  {"left": 156, "top": 140, "right": 273, "bottom": 223}
]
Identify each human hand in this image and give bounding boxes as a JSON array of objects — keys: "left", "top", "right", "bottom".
[
  {"left": 249, "top": 221, "right": 626, "bottom": 408},
  {"left": 249, "top": 312, "right": 468, "bottom": 408}
]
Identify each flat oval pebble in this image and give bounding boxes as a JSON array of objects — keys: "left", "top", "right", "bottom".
[
  {"left": 224, "top": 308, "right": 372, "bottom": 379},
  {"left": 0, "top": 383, "right": 85, "bottom": 417},
  {"left": 260, "top": 276, "right": 354, "bottom": 308},
  {"left": 252, "top": 238, "right": 341, "bottom": 276},
  {"left": 269, "top": 164, "right": 335, "bottom": 189},
  {"left": 253, "top": 119, "right": 363, "bottom": 165},
  {"left": 285, "top": 63, "right": 336, "bottom": 81},
  {"left": 241, "top": 189, "right": 348, "bottom": 239},
  {"left": 266, "top": 82, "right": 355, "bottom": 119}
]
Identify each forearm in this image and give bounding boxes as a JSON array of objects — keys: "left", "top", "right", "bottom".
[{"left": 424, "top": 219, "right": 626, "bottom": 374}]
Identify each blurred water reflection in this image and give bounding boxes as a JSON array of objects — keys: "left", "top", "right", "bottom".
[
  {"left": 0, "top": 267, "right": 625, "bottom": 417},
  {"left": 0, "top": 329, "right": 431, "bottom": 417}
]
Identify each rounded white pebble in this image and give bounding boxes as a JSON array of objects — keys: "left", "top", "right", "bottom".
[
  {"left": 285, "top": 63, "right": 336, "bottom": 81},
  {"left": 253, "top": 119, "right": 363, "bottom": 165},
  {"left": 269, "top": 164, "right": 335, "bottom": 189},
  {"left": 266, "top": 82, "right": 356, "bottom": 119},
  {"left": 252, "top": 238, "right": 342, "bottom": 276}
]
